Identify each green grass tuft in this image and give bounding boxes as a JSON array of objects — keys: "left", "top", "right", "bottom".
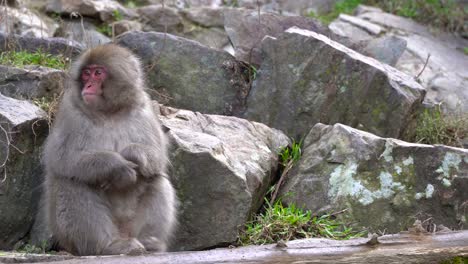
[
  {"left": 410, "top": 106, "right": 467, "bottom": 148},
  {"left": 238, "top": 200, "right": 365, "bottom": 246},
  {"left": 0, "top": 50, "right": 68, "bottom": 69},
  {"left": 308, "top": 0, "right": 362, "bottom": 24}
]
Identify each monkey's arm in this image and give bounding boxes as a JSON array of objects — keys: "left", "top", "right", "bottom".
[
  {"left": 47, "top": 150, "right": 138, "bottom": 188},
  {"left": 120, "top": 143, "right": 168, "bottom": 178}
]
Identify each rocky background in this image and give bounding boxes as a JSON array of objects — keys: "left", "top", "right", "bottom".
[{"left": 0, "top": 0, "right": 467, "bottom": 257}]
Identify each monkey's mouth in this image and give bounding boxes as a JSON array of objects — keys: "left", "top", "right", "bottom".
[{"left": 82, "top": 93, "right": 100, "bottom": 104}]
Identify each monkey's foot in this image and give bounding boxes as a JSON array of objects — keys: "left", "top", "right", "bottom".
[
  {"left": 103, "top": 238, "right": 146, "bottom": 255},
  {"left": 139, "top": 236, "right": 167, "bottom": 252}
]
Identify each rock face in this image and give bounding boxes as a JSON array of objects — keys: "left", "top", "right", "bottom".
[
  {"left": 54, "top": 19, "right": 111, "bottom": 48},
  {"left": 224, "top": 9, "right": 329, "bottom": 65},
  {"left": 244, "top": 27, "right": 425, "bottom": 139},
  {"left": 0, "top": 66, "right": 65, "bottom": 100},
  {"left": 117, "top": 31, "right": 250, "bottom": 115},
  {"left": 0, "top": 6, "right": 54, "bottom": 38},
  {"left": 0, "top": 33, "right": 84, "bottom": 58},
  {"left": 46, "top": 0, "right": 137, "bottom": 22},
  {"left": 280, "top": 123, "right": 468, "bottom": 233},
  {"left": 160, "top": 106, "right": 289, "bottom": 250},
  {"left": 330, "top": 5, "right": 468, "bottom": 113},
  {"left": 0, "top": 94, "right": 48, "bottom": 249}
]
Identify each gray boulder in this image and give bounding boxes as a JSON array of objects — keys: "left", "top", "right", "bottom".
[
  {"left": 279, "top": 123, "right": 468, "bottom": 233},
  {"left": 362, "top": 36, "right": 407, "bottom": 67},
  {"left": 46, "top": 0, "right": 137, "bottom": 23},
  {"left": 0, "top": 94, "right": 48, "bottom": 249},
  {"left": 54, "top": 19, "right": 111, "bottom": 48},
  {"left": 0, "top": 33, "right": 84, "bottom": 58},
  {"left": 244, "top": 27, "right": 425, "bottom": 139},
  {"left": 111, "top": 19, "right": 143, "bottom": 37},
  {"left": 331, "top": 6, "right": 468, "bottom": 113},
  {"left": 117, "top": 31, "right": 250, "bottom": 115},
  {"left": 138, "top": 5, "right": 184, "bottom": 33},
  {"left": 224, "top": 8, "right": 329, "bottom": 65},
  {"left": 159, "top": 106, "right": 289, "bottom": 250},
  {"left": 0, "top": 6, "right": 54, "bottom": 38},
  {"left": 0, "top": 65, "right": 65, "bottom": 100}
]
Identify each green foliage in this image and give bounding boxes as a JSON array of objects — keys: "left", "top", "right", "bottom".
[
  {"left": 15, "top": 241, "right": 50, "bottom": 254},
  {"left": 238, "top": 200, "right": 365, "bottom": 245},
  {"left": 440, "top": 256, "right": 468, "bottom": 264},
  {"left": 464, "top": 47, "right": 468, "bottom": 55},
  {"left": 112, "top": 9, "right": 124, "bottom": 21},
  {"left": 279, "top": 139, "right": 302, "bottom": 166},
  {"left": 364, "top": 0, "right": 466, "bottom": 33},
  {"left": 410, "top": 106, "right": 467, "bottom": 148},
  {"left": 308, "top": 0, "right": 362, "bottom": 24},
  {"left": 96, "top": 24, "right": 113, "bottom": 37},
  {"left": 33, "top": 97, "right": 53, "bottom": 113},
  {"left": 0, "top": 50, "right": 68, "bottom": 69},
  {"left": 309, "top": 0, "right": 466, "bottom": 33}
]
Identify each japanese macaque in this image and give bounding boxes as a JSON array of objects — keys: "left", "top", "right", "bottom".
[{"left": 43, "top": 44, "right": 177, "bottom": 256}]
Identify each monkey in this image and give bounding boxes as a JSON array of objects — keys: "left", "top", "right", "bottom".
[{"left": 42, "top": 44, "right": 177, "bottom": 256}]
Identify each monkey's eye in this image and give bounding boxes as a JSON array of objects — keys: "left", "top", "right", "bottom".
[
  {"left": 95, "top": 69, "right": 102, "bottom": 76},
  {"left": 83, "top": 69, "right": 91, "bottom": 76}
]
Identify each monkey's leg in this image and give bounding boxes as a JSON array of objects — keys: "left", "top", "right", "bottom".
[
  {"left": 54, "top": 180, "right": 144, "bottom": 255},
  {"left": 134, "top": 177, "right": 178, "bottom": 252}
]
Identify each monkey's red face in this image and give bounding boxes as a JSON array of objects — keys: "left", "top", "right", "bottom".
[{"left": 81, "top": 64, "right": 108, "bottom": 105}]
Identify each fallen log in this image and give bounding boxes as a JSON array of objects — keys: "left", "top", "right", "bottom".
[{"left": 2, "top": 231, "right": 468, "bottom": 264}]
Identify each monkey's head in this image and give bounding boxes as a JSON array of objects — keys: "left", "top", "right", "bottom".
[{"left": 70, "top": 44, "right": 146, "bottom": 113}]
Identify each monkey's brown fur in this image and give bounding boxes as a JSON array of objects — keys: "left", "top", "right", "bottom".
[{"left": 43, "top": 44, "right": 177, "bottom": 256}]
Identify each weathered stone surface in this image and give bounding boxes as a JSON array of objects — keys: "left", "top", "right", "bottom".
[
  {"left": 329, "top": 20, "right": 373, "bottom": 42},
  {"left": 0, "top": 65, "right": 65, "bottom": 100},
  {"left": 0, "top": 94, "right": 48, "bottom": 249},
  {"left": 280, "top": 123, "right": 468, "bottom": 233},
  {"left": 0, "top": 6, "right": 53, "bottom": 38},
  {"left": 334, "top": 6, "right": 468, "bottom": 113},
  {"left": 244, "top": 27, "right": 425, "bottom": 139},
  {"left": 224, "top": 8, "right": 329, "bottom": 65},
  {"left": 117, "top": 31, "right": 250, "bottom": 115},
  {"left": 46, "top": 0, "right": 137, "bottom": 23},
  {"left": 234, "top": 0, "right": 340, "bottom": 16},
  {"left": 138, "top": 5, "right": 184, "bottom": 33},
  {"left": 0, "top": 32, "right": 84, "bottom": 58},
  {"left": 180, "top": 7, "right": 225, "bottom": 27},
  {"left": 362, "top": 36, "right": 407, "bottom": 67},
  {"left": 336, "top": 14, "right": 383, "bottom": 35},
  {"left": 54, "top": 19, "right": 111, "bottom": 48},
  {"left": 159, "top": 106, "right": 289, "bottom": 250},
  {"left": 111, "top": 19, "right": 142, "bottom": 36}
]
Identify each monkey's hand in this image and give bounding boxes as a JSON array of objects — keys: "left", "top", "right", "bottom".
[
  {"left": 120, "top": 144, "right": 157, "bottom": 179},
  {"left": 99, "top": 155, "right": 138, "bottom": 190}
]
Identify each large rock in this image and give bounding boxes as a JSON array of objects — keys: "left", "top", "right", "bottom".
[
  {"left": 0, "top": 94, "right": 48, "bottom": 249},
  {"left": 138, "top": 5, "right": 184, "bottom": 33},
  {"left": 0, "top": 6, "right": 54, "bottom": 38},
  {"left": 159, "top": 106, "right": 289, "bottom": 250},
  {"left": 279, "top": 123, "right": 468, "bottom": 233},
  {"left": 244, "top": 27, "right": 425, "bottom": 139},
  {"left": 54, "top": 19, "right": 111, "bottom": 48},
  {"left": 46, "top": 0, "right": 137, "bottom": 23},
  {"left": 224, "top": 8, "right": 329, "bottom": 65},
  {"left": 331, "top": 6, "right": 468, "bottom": 113},
  {"left": 0, "top": 33, "right": 84, "bottom": 58},
  {"left": 117, "top": 31, "right": 250, "bottom": 115},
  {"left": 234, "top": 0, "right": 340, "bottom": 16},
  {"left": 0, "top": 65, "right": 65, "bottom": 100}
]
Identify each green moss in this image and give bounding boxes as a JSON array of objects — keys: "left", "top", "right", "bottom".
[
  {"left": 464, "top": 47, "right": 468, "bottom": 55},
  {"left": 0, "top": 50, "right": 68, "bottom": 69}
]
